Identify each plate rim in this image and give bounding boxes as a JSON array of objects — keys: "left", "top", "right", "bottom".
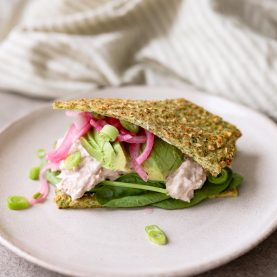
[{"left": 0, "top": 86, "right": 277, "bottom": 277}]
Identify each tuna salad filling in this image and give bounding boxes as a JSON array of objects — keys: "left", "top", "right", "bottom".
[
  {"left": 57, "top": 140, "right": 121, "bottom": 200},
  {"left": 56, "top": 139, "right": 206, "bottom": 201}
]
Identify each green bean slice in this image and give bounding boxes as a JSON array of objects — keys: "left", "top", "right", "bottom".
[
  {"left": 145, "top": 225, "right": 168, "bottom": 245},
  {"left": 120, "top": 120, "right": 139, "bottom": 134},
  {"left": 208, "top": 168, "right": 229, "bottom": 184},
  {"left": 7, "top": 196, "right": 30, "bottom": 210}
]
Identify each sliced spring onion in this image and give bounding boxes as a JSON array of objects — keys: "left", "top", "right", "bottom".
[
  {"left": 120, "top": 120, "right": 139, "bottom": 133},
  {"left": 37, "top": 148, "right": 45, "bottom": 159},
  {"left": 29, "top": 166, "right": 40, "bottom": 180},
  {"left": 45, "top": 170, "right": 61, "bottom": 186},
  {"left": 39, "top": 158, "right": 48, "bottom": 169},
  {"left": 33, "top": 192, "right": 43, "bottom": 200},
  {"left": 7, "top": 196, "right": 30, "bottom": 210},
  {"left": 145, "top": 225, "right": 168, "bottom": 245},
  {"left": 208, "top": 168, "right": 229, "bottom": 184},
  {"left": 100, "top": 124, "right": 119, "bottom": 142},
  {"left": 64, "top": 151, "right": 82, "bottom": 170},
  {"left": 101, "top": 181, "right": 167, "bottom": 194}
]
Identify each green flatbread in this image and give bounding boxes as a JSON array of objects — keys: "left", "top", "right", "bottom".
[
  {"left": 53, "top": 98, "right": 241, "bottom": 176},
  {"left": 55, "top": 190, "right": 101, "bottom": 209}
]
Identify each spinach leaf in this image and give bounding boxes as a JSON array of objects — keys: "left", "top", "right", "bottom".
[
  {"left": 95, "top": 185, "right": 144, "bottom": 205},
  {"left": 95, "top": 173, "right": 167, "bottom": 206},
  {"left": 94, "top": 170, "right": 243, "bottom": 210},
  {"left": 116, "top": 173, "right": 165, "bottom": 188},
  {"left": 103, "top": 193, "right": 169, "bottom": 208},
  {"left": 152, "top": 194, "right": 206, "bottom": 209},
  {"left": 227, "top": 172, "right": 243, "bottom": 189}
]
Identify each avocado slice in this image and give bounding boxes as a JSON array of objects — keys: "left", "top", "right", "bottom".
[
  {"left": 81, "top": 129, "right": 129, "bottom": 171},
  {"left": 142, "top": 137, "right": 183, "bottom": 181},
  {"left": 81, "top": 130, "right": 106, "bottom": 162},
  {"left": 112, "top": 141, "right": 130, "bottom": 171}
]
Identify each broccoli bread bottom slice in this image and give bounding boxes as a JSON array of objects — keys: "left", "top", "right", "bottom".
[
  {"left": 55, "top": 190, "right": 102, "bottom": 209},
  {"left": 54, "top": 189, "right": 238, "bottom": 209}
]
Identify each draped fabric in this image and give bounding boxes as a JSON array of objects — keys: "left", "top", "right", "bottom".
[{"left": 0, "top": 0, "right": 276, "bottom": 119}]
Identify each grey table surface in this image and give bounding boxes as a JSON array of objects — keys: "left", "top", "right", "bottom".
[{"left": 0, "top": 91, "right": 276, "bottom": 277}]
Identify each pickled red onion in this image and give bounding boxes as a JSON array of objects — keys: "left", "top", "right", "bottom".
[
  {"left": 107, "top": 118, "right": 121, "bottom": 129},
  {"left": 118, "top": 134, "right": 146, "bottom": 144},
  {"left": 135, "top": 131, "right": 154, "bottom": 165},
  {"left": 90, "top": 118, "right": 106, "bottom": 131},
  {"left": 90, "top": 116, "right": 148, "bottom": 145},
  {"left": 66, "top": 111, "right": 92, "bottom": 130},
  {"left": 29, "top": 163, "right": 59, "bottom": 205},
  {"left": 119, "top": 128, "right": 129, "bottom": 135},
  {"left": 65, "top": 111, "right": 80, "bottom": 117},
  {"left": 118, "top": 134, "right": 132, "bottom": 141},
  {"left": 46, "top": 123, "right": 91, "bottom": 163},
  {"left": 74, "top": 112, "right": 92, "bottom": 130},
  {"left": 129, "top": 144, "right": 148, "bottom": 181}
]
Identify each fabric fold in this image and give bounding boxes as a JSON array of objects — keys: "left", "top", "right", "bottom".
[{"left": 0, "top": 0, "right": 276, "bottom": 120}]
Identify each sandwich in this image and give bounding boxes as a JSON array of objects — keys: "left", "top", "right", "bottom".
[
  {"left": 42, "top": 98, "right": 242, "bottom": 210},
  {"left": 8, "top": 97, "right": 242, "bottom": 211}
]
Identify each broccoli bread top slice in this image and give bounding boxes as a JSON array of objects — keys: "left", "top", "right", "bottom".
[{"left": 53, "top": 98, "right": 241, "bottom": 176}]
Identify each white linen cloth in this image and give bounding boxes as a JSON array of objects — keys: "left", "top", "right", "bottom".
[{"left": 0, "top": 0, "right": 276, "bottom": 120}]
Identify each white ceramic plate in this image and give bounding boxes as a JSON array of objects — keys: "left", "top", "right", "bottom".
[{"left": 0, "top": 86, "right": 277, "bottom": 277}]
